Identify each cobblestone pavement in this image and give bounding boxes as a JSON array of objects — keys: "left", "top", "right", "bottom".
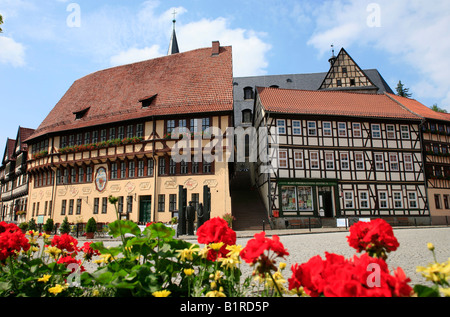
[{"left": 83, "top": 226, "right": 450, "bottom": 287}]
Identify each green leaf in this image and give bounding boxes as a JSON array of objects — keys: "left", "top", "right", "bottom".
[
  {"left": 414, "top": 284, "right": 441, "bottom": 297},
  {"left": 108, "top": 220, "right": 141, "bottom": 238},
  {"left": 90, "top": 241, "right": 122, "bottom": 257},
  {"left": 143, "top": 222, "right": 175, "bottom": 240}
]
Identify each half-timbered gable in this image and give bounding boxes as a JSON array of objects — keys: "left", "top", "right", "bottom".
[
  {"left": 319, "top": 48, "right": 378, "bottom": 93},
  {"left": 253, "top": 87, "right": 428, "bottom": 228},
  {"left": 24, "top": 42, "right": 234, "bottom": 226},
  {"left": 0, "top": 127, "right": 34, "bottom": 223}
]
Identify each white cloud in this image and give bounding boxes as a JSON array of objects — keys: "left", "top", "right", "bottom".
[
  {"left": 178, "top": 17, "right": 271, "bottom": 76},
  {"left": 57, "top": 2, "right": 271, "bottom": 76},
  {"left": 306, "top": 0, "right": 450, "bottom": 109},
  {"left": 0, "top": 36, "right": 25, "bottom": 67},
  {"left": 110, "top": 45, "right": 163, "bottom": 66}
]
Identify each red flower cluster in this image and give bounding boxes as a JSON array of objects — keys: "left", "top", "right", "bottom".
[
  {"left": 197, "top": 217, "right": 236, "bottom": 260},
  {"left": 80, "top": 242, "right": 100, "bottom": 261},
  {"left": 51, "top": 234, "right": 79, "bottom": 253},
  {"left": 347, "top": 219, "right": 399, "bottom": 259},
  {"left": 0, "top": 222, "right": 30, "bottom": 262},
  {"left": 240, "top": 232, "right": 289, "bottom": 273},
  {"left": 57, "top": 255, "right": 86, "bottom": 273},
  {"left": 288, "top": 252, "right": 412, "bottom": 297}
]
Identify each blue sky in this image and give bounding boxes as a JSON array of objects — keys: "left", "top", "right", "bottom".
[{"left": 1, "top": 0, "right": 450, "bottom": 153}]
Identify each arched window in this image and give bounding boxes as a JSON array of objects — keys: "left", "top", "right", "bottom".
[
  {"left": 243, "top": 87, "right": 254, "bottom": 100},
  {"left": 242, "top": 109, "right": 252, "bottom": 123}
]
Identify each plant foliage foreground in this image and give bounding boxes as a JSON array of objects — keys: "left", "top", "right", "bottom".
[{"left": 0, "top": 198, "right": 449, "bottom": 297}]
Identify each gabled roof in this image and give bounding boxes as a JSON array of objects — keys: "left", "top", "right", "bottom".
[
  {"left": 319, "top": 48, "right": 377, "bottom": 91},
  {"left": 386, "top": 93, "right": 450, "bottom": 122},
  {"left": 2, "top": 138, "right": 16, "bottom": 165},
  {"left": 27, "top": 44, "right": 233, "bottom": 142},
  {"left": 13, "top": 127, "right": 35, "bottom": 155},
  {"left": 256, "top": 87, "right": 421, "bottom": 120},
  {"left": 233, "top": 69, "right": 393, "bottom": 96}
]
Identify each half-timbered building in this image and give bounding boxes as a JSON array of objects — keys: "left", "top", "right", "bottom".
[
  {"left": 24, "top": 41, "right": 234, "bottom": 227},
  {"left": 0, "top": 127, "right": 35, "bottom": 223},
  {"left": 388, "top": 94, "right": 450, "bottom": 224},
  {"left": 252, "top": 87, "right": 429, "bottom": 228}
]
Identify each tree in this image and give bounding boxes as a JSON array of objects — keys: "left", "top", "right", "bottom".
[
  {"left": 430, "top": 104, "right": 448, "bottom": 113},
  {"left": 396, "top": 80, "right": 412, "bottom": 98},
  {"left": 0, "top": 14, "right": 3, "bottom": 33},
  {"left": 60, "top": 216, "right": 71, "bottom": 234}
]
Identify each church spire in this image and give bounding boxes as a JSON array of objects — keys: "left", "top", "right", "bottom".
[{"left": 167, "top": 10, "right": 180, "bottom": 55}]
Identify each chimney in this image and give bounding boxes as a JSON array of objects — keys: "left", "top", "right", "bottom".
[{"left": 212, "top": 41, "right": 220, "bottom": 56}]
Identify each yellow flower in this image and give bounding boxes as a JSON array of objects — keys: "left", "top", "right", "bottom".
[
  {"left": 279, "top": 262, "right": 287, "bottom": 270},
  {"left": 265, "top": 271, "right": 287, "bottom": 294},
  {"left": 219, "top": 255, "right": 240, "bottom": 270},
  {"left": 48, "top": 284, "right": 66, "bottom": 295},
  {"left": 152, "top": 290, "right": 171, "bottom": 297},
  {"left": 45, "top": 246, "right": 62, "bottom": 259},
  {"left": 42, "top": 233, "right": 51, "bottom": 240},
  {"left": 225, "top": 244, "right": 242, "bottom": 258},
  {"left": 176, "top": 244, "right": 199, "bottom": 262},
  {"left": 94, "top": 253, "right": 113, "bottom": 264},
  {"left": 440, "top": 287, "right": 450, "bottom": 297},
  {"left": 92, "top": 289, "right": 100, "bottom": 297},
  {"left": 38, "top": 274, "right": 51, "bottom": 283},
  {"left": 209, "top": 242, "right": 224, "bottom": 251},
  {"left": 205, "top": 287, "right": 226, "bottom": 297},
  {"left": 427, "top": 243, "right": 435, "bottom": 251},
  {"left": 184, "top": 268, "right": 195, "bottom": 276},
  {"left": 417, "top": 260, "right": 450, "bottom": 285},
  {"left": 210, "top": 270, "right": 223, "bottom": 281}
]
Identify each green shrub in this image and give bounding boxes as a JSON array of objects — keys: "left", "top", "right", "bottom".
[{"left": 86, "top": 217, "right": 97, "bottom": 233}]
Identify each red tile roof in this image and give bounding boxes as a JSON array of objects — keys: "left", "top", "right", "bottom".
[
  {"left": 27, "top": 44, "right": 233, "bottom": 142},
  {"left": 256, "top": 87, "right": 421, "bottom": 120},
  {"left": 386, "top": 93, "right": 450, "bottom": 122}
]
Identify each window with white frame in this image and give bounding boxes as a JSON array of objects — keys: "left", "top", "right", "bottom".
[
  {"left": 355, "top": 152, "right": 365, "bottom": 170},
  {"left": 344, "top": 191, "right": 354, "bottom": 209},
  {"left": 359, "top": 191, "right": 369, "bottom": 209},
  {"left": 338, "top": 122, "right": 347, "bottom": 137},
  {"left": 352, "top": 123, "right": 362, "bottom": 137},
  {"left": 387, "top": 125, "right": 395, "bottom": 139},
  {"left": 372, "top": 124, "right": 381, "bottom": 138},
  {"left": 389, "top": 154, "right": 399, "bottom": 171},
  {"left": 374, "top": 153, "right": 384, "bottom": 171},
  {"left": 379, "top": 191, "right": 388, "bottom": 209},
  {"left": 323, "top": 122, "right": 332, "bottom": 136},
  {"left": 404, "top": 154, "right": 413, "bottom": 171},
  {"left": 294, "top": 151, "right": 304, "bottom": 169},
  {"left": 393, "top": 192, "right": 403, "bottom": 209},
  {"left": 340, "top": 152, "right": 350, "bottom": 170},
  {"left": 292, "top": 120, "right": 302, "bottom": 135},
  {"left": 310, "top": 151, "right": 319, "bottom": 169},
  {"left": 308, "top": 121, "right": 317, "bottom": 136},
  {"left": 277, "top": 120, "right": 286, "bottom": 135},
  {"left": 401, "top": 125, "right": 410, "bottom": 139},
  {"left": 408, "top": 192, "right": 418, "bottom": 208},
  {"left": 325, "top": 152, "right": 334, "bottom": 170},
  {"left": 278, "top": 150, "right": 288, "bottom": 168}
]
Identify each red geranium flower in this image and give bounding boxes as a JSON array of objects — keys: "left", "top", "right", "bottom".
[
  {"left": 80, "top": 241, "right": 100, "bottom": 261},
  {"left": 288, "top": 252, "right": 412, "bottom": 297},
  {"left": 197, "top": 217, "right": 236, "bottom": 260},
  {"left": 347, "top": 219, "right": 399, "bottom": 259},
  {"left": 51, "top": 234, "right": 79, "bottom": 254},
  {"left": 240, "top": 232, "right": 289, "bottom": 274},
  {"left": 57, "top": 255, "right": 85, "bottom": 273},
  {"left": 0, "top": 222, "right": 31, "bottom": 261}
]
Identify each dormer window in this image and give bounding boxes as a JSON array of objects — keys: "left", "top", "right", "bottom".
[
  {"left": 243, "top": 87, "right": 254, "bottom": 100},
  {"left": 140, "top": 94, "right": 157, "bottom": 108},
  {"left": 73, "top": 107, "right": 90, "bottom": 120}
]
